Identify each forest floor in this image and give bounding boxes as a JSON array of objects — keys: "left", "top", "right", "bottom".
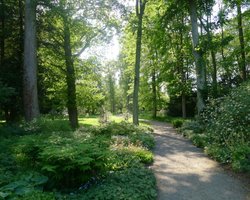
[{"left": 150, "top": 121, "right": 250, "bottom": 200}]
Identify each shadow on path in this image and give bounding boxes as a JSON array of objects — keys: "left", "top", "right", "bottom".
[{"left": 151, "top": 121, "right": 250, "bottom": 200}]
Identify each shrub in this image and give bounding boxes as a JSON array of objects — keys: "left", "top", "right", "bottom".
[
  {"left": 181, "top": 81, "right": 250, "bottom": 172},
  {"left": 181, "top": 120, "right": 205, "bottom": 134},
  {"left": 231, "top": 144, "right": 250, "bottom": 172},
  {"left": 108, "top": 143, "right": 153, "bottom": 170},
  {"left": 18, "top": 191, "right": 55, "bottom": 200},
  {"left": 189, "top": 134, "right": 209, "bottom": 148},
  {"left": 202, "top": 81, "right": 250, "bottom": 147},
  {"left": 0, "top": 171, "right": 48, "bottom": 199},
  {"left": 87, "top": 121, "right": 155, "bottom": 150},
  {"left": 72, "top": 167, "right": 157, "bottom": 200},
  {"left": 20, "top": 117, "right": 72, "bottom": 134},
  {"left": 172, "top": 119, "right": 184, "bottom": 128},
  {"left": 205, "top": 145, "right": 232, "bottom": 164},
  {"left": 14, "top": 133, "right": 110, "bottom": 189}
]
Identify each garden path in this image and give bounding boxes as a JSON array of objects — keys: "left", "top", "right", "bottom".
[{"left": 151, "top": 121, "right": 250, "bottom": 200}]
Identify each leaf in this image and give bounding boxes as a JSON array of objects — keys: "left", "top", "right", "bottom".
[
  {"left": 42, "top": 165, "right": 57, "bottom": 173},
  {"left": 0, "top": 191, "right": 10, "bottom": 198},
  {"left": 15, "top": 186, "right": 33, "bottom": 196}
]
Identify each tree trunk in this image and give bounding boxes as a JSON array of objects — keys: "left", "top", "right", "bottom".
[
  {"left": 152, "top": 67, "right": 157, "bottom": 118},
  {"left": 133, "top": 0, "right": 146, "bottom": 125},
  {"left": 23, "top": 0, "right": 39, "bottom": 121},
  {"left": 206, "top": 12, "right": 218, "bottom": 98},
  {"left": 236, "top": 2, "right": 247, "bottom": 81},
  {"left": 63, "top": 17, "right": 78, "bottom": 129},
  {"left": 108, "top": 74, "right": 115, "bottom": 114},
  {"left": 0, "top": 0, "right": 4, "bottom": 69},
  {"left": 181, "top": 93, "right": 187, "bottom": 118},
  {"left": 188, "top": 0, "right": 206, "bottom": 115}
]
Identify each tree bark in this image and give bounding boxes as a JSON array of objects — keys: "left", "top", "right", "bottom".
[
  {"left": 0, "top": 0, "right": 4, "bottom": 69},
  {"left": 23, "top": 0, "right": 40, "bottom": 121},
  {"left": 236, "top": 2, "right": 247, "bottom": 81},
  {"left": 108, "top": 73, "right": 115, "bottom": 113},
  {"left": 133, "top": 0, "right": 146, "bottom": 125},
  {"left": 188, "top": 0, "right": 206, "bottom": 115},
  {"left": 63, "top": 17, "right": 78, "bottom": 129},
  {"left": 207, "top": 15, "right": 218, "bottom": 98},
  {"left": 152, "top": 67, "right": 157, "bottom": 118}
]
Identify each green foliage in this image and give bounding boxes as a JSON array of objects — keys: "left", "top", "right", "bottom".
[
  {"left": 205, "top": 145, "right": 232, "bottom": 164},
  {"left": 182, "top": 81, "right": 250, "bottom": 172},
  {"left": 18, "top": 191, "right": 55, "bottom": 200},
  {"left": 108, "top": 143, "right": 153, "bottom": 170},
  {"left": 73, "top": 167, "right": 157, "bottom": 200},
  {"left": 1, "top": 120, "right": 156, "bottom": 198},
  {"left": 181, "top": 120, "right": 205, "bottom": 134},
  {"left": 89, "top": 121, "right": 155, "bottom": 149},
  {"left": 172, "top": 119, "right": 184, "bottom": 128},
  {"left": 0, "top": 82, "right": 16, "bottom": 107},
  {"left": 14, "top": 133, "right": 110, "bottom": 189},
  {"left": 0, "top": 171, "right": 48, "bottom": 199},
  {"left": 231, "top": 145, "right": 250, "bottom": 172},
  {"left": 20, "top": 117, "right": 72, "bottom": 133}
]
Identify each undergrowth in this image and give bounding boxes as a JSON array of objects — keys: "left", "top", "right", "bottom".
[
  {"left": 0, "top": 119, "right": 156, "bottom": 199},
  {"left": 180, "top": 81, "right": 250, "bottom": 172}
]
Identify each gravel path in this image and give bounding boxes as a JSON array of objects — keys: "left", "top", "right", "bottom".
[{"left": 151, "top": 121, "right": 250, "bottom": 200}]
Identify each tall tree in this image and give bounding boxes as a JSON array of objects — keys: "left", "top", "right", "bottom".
[
  {"left": 236, "top": 1, "right": 247, "bottom": 81},
  {"left": 133, "top": 0, "right": 147, "bottom": 125},
  {"left": 62, "top": 15, "right": 78, "bottom": 128},
  {"left": 23, "top": 0, "right": 40, "bottom": 121},
  {"left": 188, "top": 0, "right": 206, "bottom": 114}
]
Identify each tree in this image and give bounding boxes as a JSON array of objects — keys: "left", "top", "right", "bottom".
[
  {"left": 23, "top": 0, "right": 40, "bottom": 121},
  {"left": 133, "top": 0, "right": 147, "bottom": 125},
  {"left": 236, "top": 1, "right": 247, "bottom": 81},
  {"left": 188, "top": 0, "right": 206, "bottom": 114}
]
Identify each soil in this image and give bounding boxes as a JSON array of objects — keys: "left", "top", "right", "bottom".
[{"left": 151, "top": 121, "right": 250, "bottom": 200}]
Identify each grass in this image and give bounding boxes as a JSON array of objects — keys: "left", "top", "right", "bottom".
[{"left": 78, "top": 115, "right": 151, "bottom": 128}]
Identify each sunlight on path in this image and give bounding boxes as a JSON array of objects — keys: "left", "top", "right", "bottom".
[{"left": 151, "top": 121, "right": 250, "bottom": 200}]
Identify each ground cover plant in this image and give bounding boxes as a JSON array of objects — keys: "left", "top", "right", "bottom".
[
  {"left": 180, "top": 81, "right": 250, "bottom": 172},
  {"left": 0, "top": 118, "right": 156, "bottom": 199}
]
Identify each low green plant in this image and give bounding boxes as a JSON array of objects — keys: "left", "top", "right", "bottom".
[
  {"left": 70, "top": 167, "right": 157, "bottom": 200},
  {"left": 181, "top": 81, "right": 250, "bottom": 172},
  {"left": 108, "top": 143, "right": 153, "bottom": 170},
  {"left": 231, "top": 144, "right": 250, "bottom": 172},
  {"left": 181, "top": 120, "right": 205, "bottom": 134},
  {"left": 172, "top": 119, "right": 184, "bottom": 128},
  {"left": 18, "top": 191, "right": 55, "bottom": 200},
  {"left": 14, "top": 133, "right": 110, "bottom": 189},
  {"left": 189, "top": 134, "right": 209, "bottom": 148},
  {"left": 205, "top": 145, "right": 232, "bottom": 164},
  {"left": 0, "top": 171, "right": 48, "bottom": 199},
  {"left": 2, "top": 121, "right": 156, "bottom": 198},
  {"left": 20, "top": 117, "right": 72, "bottom": 133}
]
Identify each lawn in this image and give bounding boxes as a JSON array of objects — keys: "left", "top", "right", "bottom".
[{"left": 78, "top": 115, "right": 150, "bottom": 127}]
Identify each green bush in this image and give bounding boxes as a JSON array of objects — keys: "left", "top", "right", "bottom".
[
  {"left": 181, "top": 120, "right": 205, "bottom": 134},
  {"left": 3, "top": 121, "right": 156, "bottom": 198},
  {"left": 189, "top": 134, "right": 209, "bottom": 148},
  {"left": 205, "top": 145, "right": 232, "bottom": 164},
  {"left": 20, "top": 117, "right": 72, "bottom": 134},
  {"left": 18, "top": 191, "right": 55, "bottom": 200},
  {"left": 72, "top": 167, "right": 157, "bottom": 200},
  {"left": 181, "top": 81, "right": 250, "bottom": 172},
  {"left": 14, "top": 133, "right": 110, "bottom": 189},
  {"left": 231, "top": 144, "right": 250, "bottom": 172},
  {"left": 172, "top": 119, "right": 184, "bottom": 128},
  {"left": 86, "top": 121, "right": 155, "bottom": 150},
  {"left": 108, "top": 144, "right": 153, "bottom": 170},
  {"left": 0, "top": 171, "right": 48, "bottom": 199},
  {"left": 202, "top": 81, "right": 250, "bottom": 147}
]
